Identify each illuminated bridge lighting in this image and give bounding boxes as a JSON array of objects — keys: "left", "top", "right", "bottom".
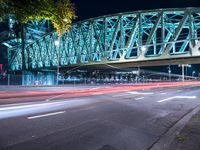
[{"left": 9, "top": 8, "right": 200, "bottom": 70}]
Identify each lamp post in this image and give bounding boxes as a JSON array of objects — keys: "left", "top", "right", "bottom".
[
  {"left": 55, "top": 39, "right": 60, "bottom": 85},
  {"left": 136, "top": 66, "right": 140, "bottom": 83},
  {"left": 178, "top": 64, "right": 185, "bottom": 82},
  {"left": 54, "top": 18, "right": 69, "bottom": 85},
  {"left": 186, "top": 64, "right": 191, "bottom": 80},
  {"left": 168, "top": 65, "right": 171, "bottom": 81},
  {"left": 192, "top": 71, "right": 196, "bottom": 78},
  {"left": 138, "top": 46, "right": 146, "bottom": 83}
]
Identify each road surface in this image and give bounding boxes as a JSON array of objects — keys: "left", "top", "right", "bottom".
[{"left": 0, "top": 83, "right": 200, "bottom": 150}]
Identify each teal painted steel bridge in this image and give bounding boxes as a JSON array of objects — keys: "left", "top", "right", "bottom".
[{"left": 8, "top": 8, "right": 200, "bottom": 70}]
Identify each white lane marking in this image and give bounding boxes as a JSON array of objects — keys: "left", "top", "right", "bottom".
[
  {"left": 45, "top": 94, "right": 65, "bottom": 101},
  {"left": 27, "top": 111, "right": 66, "bottom": 119},
  {"left": 160, "top": 93, "right": 167, "bottom": 95},
  {"left": 135, "top": 97, "right": 144, "bottom": 101},
  {"left": 112, "top": 93, "right": 130, "bottom": 97},
  {"left": 158, "top": 96, "right": 196, "bottom": 103},
  {"left": 112, "top": 91, "right": 153, "bottom": 97},
  {"left": 127, "top": 91, "right": 154, "bottom": 95}
]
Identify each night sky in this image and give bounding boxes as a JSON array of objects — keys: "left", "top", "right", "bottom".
[
  {"left": 73, "top": 0, "right": 200, "bottom": 21},
  {"left": 72, "top": 0, "right": 200, "bottom": 74},
  {"left": 1, "top": 0, "right": 200, "bottom": 74}
]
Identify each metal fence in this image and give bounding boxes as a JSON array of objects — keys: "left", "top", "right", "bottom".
[
  {"left": 0, "top": 75, "right": 22, "bottom": 85},
  {"left": 0, "top": 74, "right": 57, "bottom": 86},
  {"left": 0, "top": 71, "right": 198, "bottom": 86}
]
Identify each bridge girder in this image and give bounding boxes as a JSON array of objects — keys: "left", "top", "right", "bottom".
[{"left": 9, "top": 8, "right": 200, "bottom": 71}]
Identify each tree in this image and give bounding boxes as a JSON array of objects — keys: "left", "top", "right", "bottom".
[
  {"left": 0, "top": 0, "right": 76, "bottom": 35},
  {"left": 0, "top": 0, "right": 76, "bottom": 70}
]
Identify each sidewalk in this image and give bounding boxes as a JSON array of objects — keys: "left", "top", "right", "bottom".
[{"left": 168, "top": 110, "right": 200, "bottom": 150}]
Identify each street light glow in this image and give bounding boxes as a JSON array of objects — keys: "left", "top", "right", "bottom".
[
  {"left": 141, "top": 46, "right": 147, "bottom": 51},
  {"left": 55, "top": 40, "right": 59, "bottom": 46},
  {"left": 63, "top": 18, "right": 68, "bottom": 22}
]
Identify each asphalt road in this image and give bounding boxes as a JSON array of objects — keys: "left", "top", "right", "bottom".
[{"left": 0, "top": 84, "right": 200, "bottom": 150}]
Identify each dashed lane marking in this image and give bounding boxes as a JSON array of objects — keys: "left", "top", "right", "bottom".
[
  {"left": 112, "top": 91, "right": 153, "bottom": 98},
  {"left": 27, "top": 111, "right": 66, "bottom": 119},
  {"left": 160, "top": 93, "right": 167, "bottom": 95},
  {"left": 135, "top": 97, "right": 145, "bottom": 101},
  {"left": 112, "top": 93, "right": 131, "bottom": 97},
  {"left": 158, "top": 96, "right": 196, "bottom": 103}
]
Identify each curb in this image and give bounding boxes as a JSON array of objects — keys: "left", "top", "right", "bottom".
[{"left": 149, "top": 104, "right": 200, "bottom": 150}]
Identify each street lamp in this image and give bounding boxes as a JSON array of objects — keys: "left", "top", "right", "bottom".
[
  {"left": 168, "top": 67, "right": 171, "bottom": 81},
  {"left": 141, "top": 46, "right": 147, "bottom": 52},
  {"left": 186, "top": 64, "right": 191, "bottom": 80},
  {"left": 63, "top": 18, "right": 68, "bottom": 22},
  {"left": 55, "top": 40, "right": 60, "bottom": 85},
  {"left": 192, "top": 71, "right": 196, "bottom": 78},
  {"left": 178, "top": 64, "right": 185, "bottom": 82},
  {"left": 55, "top": 40, "right": 59, "bottom": 47}
]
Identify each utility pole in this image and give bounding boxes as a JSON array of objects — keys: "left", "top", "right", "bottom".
[
  {"left": 182, "top": 64, "right": 185, "bottom": 82},
  {"left": 55, "top": 37, "right": 60, "bottom": 86},
  {"left": 137, "top": 66, "right": 140, "bottom": 83},
  {"left": 8, "top": 74, "right": 10, "bottom": 86},
  {"left": 178, "top": 64, "right": 185, "bottom": 82},
  {"left": 192, "top": 71, "right": 196, "bottom": 78},
  {"left": 168, "top": 65, "right": 171, "bottom": 81}
]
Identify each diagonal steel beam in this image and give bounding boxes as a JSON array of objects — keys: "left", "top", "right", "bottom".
[
  {"left": 145, "top": 12, "right": 162, "bottom": 46},
  {"left": 165, "top": 13, "right": 188, "bottom": 52},
  {"left": 108, "top": 16, "right": 122, "bottom": 51},
  {"left": 80, "top": 23, "right": 91, "bottom": 55},
  {"left": 125, "top": 16, "right": 139, "bottom": 49}
]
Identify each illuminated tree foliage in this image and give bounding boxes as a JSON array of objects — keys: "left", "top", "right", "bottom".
[
  {"left": 0, "top": 0, "right": 76, "bottom": 35},
  {"left": 0, "top": 0, "right": 76, "bottom": 70}
]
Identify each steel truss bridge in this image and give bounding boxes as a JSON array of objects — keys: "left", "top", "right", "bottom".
[{"left": 9, "top": 8, "right": 200, "bottom": 71}]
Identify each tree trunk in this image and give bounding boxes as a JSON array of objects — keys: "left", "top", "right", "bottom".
[{"left": 21, "top": 25, "right": 26, "bottom": 70}]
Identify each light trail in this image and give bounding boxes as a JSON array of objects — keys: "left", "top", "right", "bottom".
[
  {"left": 0, "top": 99, "right": 88, "bottom": 120},
  {"left": 0, "top": 82, "right": 200, "bottom": 105},
  {"left": 45, "top": 94, "right": 65, "bottom": 101},
  {"left": 160, "top": 93, "right": 167, "bottom": 95},
  {"left": 127, "top": 91, "right": 154, "bottom": 95}
]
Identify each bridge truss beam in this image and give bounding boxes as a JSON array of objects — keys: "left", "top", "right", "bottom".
[{"left": 9, "top": 8, "right": 200, "bottom": 71}]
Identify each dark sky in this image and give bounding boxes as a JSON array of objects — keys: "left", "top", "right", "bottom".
[
  {"left": 1, "top": 0, "right": 200, "bottom": 72},
  {"left": 73, "top": 0, "right": 200, "bottom": 21},
  {"left": 72, "top": 0, "right": 200, "bottom": 74}
]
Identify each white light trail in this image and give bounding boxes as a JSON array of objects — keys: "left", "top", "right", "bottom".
[
  {"left": 45, "top": 94, "right": 65, "bottom": 101},
  {"left": 127, "top": 91, "right": 154, "bottom": 95}
]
